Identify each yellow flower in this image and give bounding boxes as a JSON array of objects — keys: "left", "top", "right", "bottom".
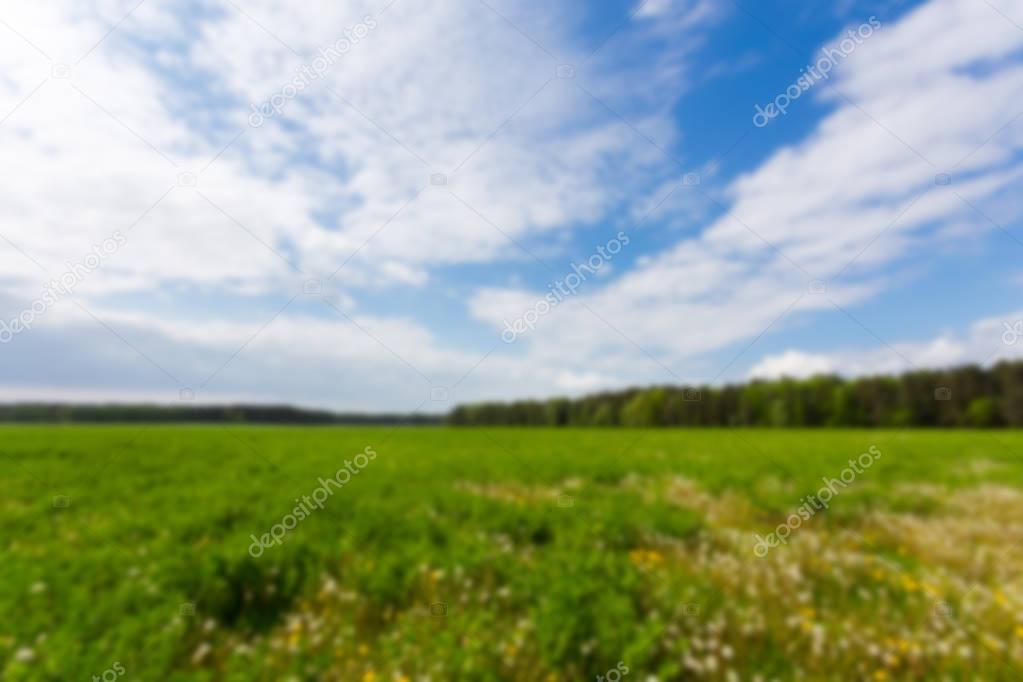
[
  {"left": 362, "top": 672, "right": 377, "bottom": 682},
  {"left": 628, "top": 548, "right": 664, "bottom": 568},
  {"left": 1015, "top": 625, "right": 1023, "bottom": 639},
  {"left": 873, "top": 671, "right": 888, "bottom": 681}
]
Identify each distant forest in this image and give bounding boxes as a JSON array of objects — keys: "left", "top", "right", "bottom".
[
  {"left": 448, "top": 361, "right": 1023, "bottom": 428},
  {"left": 0, "top": 404, "right": 442, "bottom": 425},
  {"left": 5, "top": 361, "right": 1023, "bottom": 427}
]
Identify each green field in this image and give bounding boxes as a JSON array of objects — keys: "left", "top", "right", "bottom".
[{"left": 3, "top": 426, "right": 1023, "bottom": 681}]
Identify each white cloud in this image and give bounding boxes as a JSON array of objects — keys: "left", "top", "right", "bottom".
[
  {"left": 635, "top": 0, "right": 720, "bottom": 28},
  {"left": 0, "top": 0, "right": 693, "bottom": 297},
  {"left": 747, "top": 350, "right": 840, "bottom": 380},
  {"left": 750, "top": 308, "right": 1023, "bottom": 380}
]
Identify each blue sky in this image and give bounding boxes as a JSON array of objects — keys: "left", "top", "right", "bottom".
[{"left": 0, "top": 0, "right": 1022, "bottom": 411}]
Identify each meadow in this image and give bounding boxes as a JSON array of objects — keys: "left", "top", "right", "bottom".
[{"left": 2, "top": 426, "right": 1023, "bottom": 681}]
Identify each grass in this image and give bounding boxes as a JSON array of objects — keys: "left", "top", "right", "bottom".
[{"left": 2, "top": 426, "right": 1023, "bottom": 681}]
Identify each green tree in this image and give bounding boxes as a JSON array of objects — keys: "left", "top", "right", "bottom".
[
  {"left": 621, "top": 389, "right": 666, "bottom": 427},
  {"left": 966, "top": 397, "right": 998, "bottom": 427}
]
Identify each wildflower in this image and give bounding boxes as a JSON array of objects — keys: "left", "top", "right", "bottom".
[
  {"left": 628, "top": 548, "right": 664, "bottom": 569},
  {"left": 683, "top": 655, "right": 703, "bottom": 673},
  {"left": 191, "top": 642, "right": 211, "bottom": 664}
]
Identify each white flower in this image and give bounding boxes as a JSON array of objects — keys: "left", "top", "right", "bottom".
[{"left": 191, "top": 642, "right": 212, "bottom": 664}]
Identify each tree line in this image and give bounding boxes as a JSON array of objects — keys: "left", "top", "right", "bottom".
[
  {"left": 448, "top": 361, "right": 1023, "bottom": 427},
  {"left": 0, "top": 404, "right": 442, "bottom": 425}
]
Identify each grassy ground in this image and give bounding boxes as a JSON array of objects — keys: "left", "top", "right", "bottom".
[{"left": 2, "top": 426, "right": 1023, "bottom": 681}]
